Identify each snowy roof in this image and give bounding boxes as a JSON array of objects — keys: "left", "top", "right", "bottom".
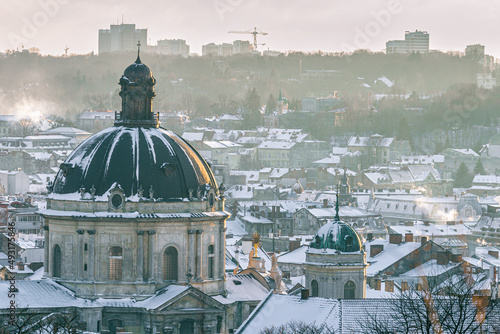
[
  {"left": 331, "top": 147, "right": 348, "bottom": 155},
  {"left": 364, "top": 172, "right": 389, "bottom": 184},
  {"left": 237, "top": 293, "right": 341, "bottom": 334},
  {"left": 257, "top": 141, "right": 296, "bottom": 150},
  {"left": 365, "top": 239, "right": 421, "bottom": 276},
  {"left": 40, "top": 127, "right": 91, "bottom": 136},
  {"left": 313, "top": 155, "right": 340, "bottom": 165},
  {"left": 278, "top": 245, "right": 308, "bottom": 264},
  {"left": 181, "top": 132, "right": 204, "bottom": 141},
  {"left": 473, "top": 175, "right": 500, "bottom": 185},
  {"left": 348, "top": 136, "right": 394, "bottom": 148},
  {"left": 213, "top": 273, "right": 269, "bottom": 304},
  {"left": 203, "top": 141, "right": 227, "bottom": 149},
  {"left": 375, "top": 76, "right": 394, "bottom": 88},
  {"left": 452, "top": 148, "right": 479, "bottom": 156},
  {"left": 389, "top": 222, "right": 471, "bottom": 238},
  {"left": 400, "top": 259, "right": 461, "bottom": 278},
  {"left": 226, "top": 217, "right": 248, "bottom": 236},
  {"left": 0, "top": 279, "right": 190, "bottom": 310},
  {"left": 397, "top": 155, "right": 444, "bottom": 165},
  {"left": 269, "top": 168, "right": 290, "bottom": 179}
]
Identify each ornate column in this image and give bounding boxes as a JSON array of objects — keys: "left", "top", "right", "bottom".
[
  {"left": 43, "top": 225, "right": 49, "bottom": 277},
  {"left": 148, "top": 230, "right": 156, "bottom": 282},
  {"left": 187, "top": 229, "right": 196, "bottom": 280},
  {"left": 137, "top": 231, "right": 144, "bottom": 282},
  {"left": 87, "top": 230, "right": 96, "bottom": 280},
  {"left": 196, "top": 229, "right": 204, "bottom": 280},
  {"left": 77, "top": 229, "right": 84, "bottom": 280}
]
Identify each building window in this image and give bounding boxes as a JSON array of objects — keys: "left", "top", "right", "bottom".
[
  {"left": 180, "top": 320, "right": 194, "bottom": 334},
  {"left": 163, "top": 246, "right": 178, "bottom": 281},
  {"left": 344, "top": 280, "right": 356, "bottom": 299},
  {"left": 108, "top": 319, "right": 123, "bottom": 334},
  {"left": 208, "top": 244, "right": 215, "bottom": 279},
  {"left": 109, "top": 246, "right": 123, "bottom": 281},
  {"left": 311, "top": 279, "right": 319, "bottom": 297},
  {"left": 53, "top": 244, "right": 62, "bottom": 278}
]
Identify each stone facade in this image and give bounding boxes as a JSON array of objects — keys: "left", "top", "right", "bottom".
[{"left": 305, "top": 248, "right": 367, "bottom": 299}]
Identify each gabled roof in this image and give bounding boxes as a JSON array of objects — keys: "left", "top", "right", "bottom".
[
  {"left": 236, "top": 293, "right": 341, "bottom": 334},
  {"left": 214, "top": 272, "right": 270, "bottom": 304}
]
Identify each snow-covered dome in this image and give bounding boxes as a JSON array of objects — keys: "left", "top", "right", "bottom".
[
  {"left": 310, "top": 218, "right": 362, "bottom": 252},
  {"left": 50, "top": 54, "right": 218, "bottom": 201},
  {"left": 51, "top": 127, "right": 217, "bottom": 200}
]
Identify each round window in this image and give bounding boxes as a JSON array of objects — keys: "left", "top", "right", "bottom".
[{"left": 111, "top": 194, "right": 123, "bottom": 208}]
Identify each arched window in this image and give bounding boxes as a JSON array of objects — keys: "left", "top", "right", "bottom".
[
  {"left": 53, "top": 244, "right": 62, "bottom": 278},
  {"left": 311, "top": 279, "right": 319, "bottom": 297},
  {"left": 208, "top": 244, "right": 215, "bottom": 279},
  {"left": 344, "top": 280, "right": 356, "bottom": 299},
  {"left": 109, "top": 246, "right": 123, "bottom": 281},
  {"left": 163, "top": 246, "right": 178, "bottom": 281}
]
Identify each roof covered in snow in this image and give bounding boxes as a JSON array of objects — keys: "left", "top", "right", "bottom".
[{"left": 51, "top": 126, "right": 218, "bottom": 201}]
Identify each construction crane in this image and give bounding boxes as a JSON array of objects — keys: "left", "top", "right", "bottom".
[{"left": 228, "top": 27, "right": 268, "bottom": 51}]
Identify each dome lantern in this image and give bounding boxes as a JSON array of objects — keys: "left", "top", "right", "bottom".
[{"left": 116, "top": 41, "right": 159, "bottom": 128}]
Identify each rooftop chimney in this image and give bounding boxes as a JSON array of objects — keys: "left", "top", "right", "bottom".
[
  {"left": 389, "top": 233, "right": 402, "bottom": 245},
  {"left": 405, "top": 233, "right": 413, "bottom": 242},
  {"left": 289, "top": 239, "right": 301, "bottom": 252},
  {"left": 374, "top": 278, "right": 381, "bottom": 291},
  {"left": 421, "top": 236, "right": 429, "bottom": 246},
  {"left": 488, "top": 250, "right": 499, "bottom": 259},
  {"left": 385, "top": 280, "right": 394, "bottom": 292},
  {"left": 437, "top": 250, "right": 450, "bottom": 265},
  {"left": 370, "top": 244, "right": 384, "bottom": 258},
  {"left": 301, "top": 289, "right": 310, "bottom": 300},
  {"left": 18, "top": 262, "right": 24, "bottom": 271},
  {"left": 401, "top": 280, "right": 409, "bottom": 292},
  {"left": 451, "top": 253, "right": 462, "bottom": 263}
]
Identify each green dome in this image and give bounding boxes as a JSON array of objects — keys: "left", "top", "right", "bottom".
[{"left": 310, "top": 219, "right": 362, "bottom": 252}]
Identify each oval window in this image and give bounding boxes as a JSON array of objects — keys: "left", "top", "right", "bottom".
[{"left": 111, "top": 194, "right": 123, "bottom": 208}]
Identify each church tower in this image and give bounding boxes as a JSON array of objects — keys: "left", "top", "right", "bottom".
[
  {"left": 304, "top": 194, "right": 367, "bottom": 299},
  {"left": 42, "top": 49, "right": 228, "bottom": 300}
]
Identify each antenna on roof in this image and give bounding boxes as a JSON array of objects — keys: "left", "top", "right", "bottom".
[{"left": 335, "top": 183, "right": 340, "bottom": 221}]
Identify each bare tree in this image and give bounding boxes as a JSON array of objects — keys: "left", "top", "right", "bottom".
[
  {"left": 360, "top": 272, "right": 500, "bottom": 334},
  {"left": 260, "top": 320, "right": 336, "bottom": 334}
]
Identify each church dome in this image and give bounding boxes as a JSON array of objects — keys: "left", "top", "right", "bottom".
[
  {"left": 123, "top": 55, "right": 152, "bottom": 83},
  {"left": 310, "top": 219, "right": 362, "bottom": 252},
  {"left": 51, "top": 126, "right": 218, "bottom": 201}
]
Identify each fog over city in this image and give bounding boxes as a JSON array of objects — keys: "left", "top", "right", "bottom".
[
  {"left": 1, "top": 0, "right": 500, "bottom": 56},
  {"left": 0, "top": 1, "right": 500, "bottom": 334}
]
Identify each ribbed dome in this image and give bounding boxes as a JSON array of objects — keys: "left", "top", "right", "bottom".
[
  {"left": 51, "top": 126, "right": 218, "bottom": 201},
  {"left": 123, "top": 55, "right": 152, "bottom": 83},
  {"left": 310, "top": 219, "right": 362, "bottom": 252}
]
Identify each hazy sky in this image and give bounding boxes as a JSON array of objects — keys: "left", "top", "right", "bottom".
[{"left": 1, "top": 0, "right": 499, "bottom": 57}]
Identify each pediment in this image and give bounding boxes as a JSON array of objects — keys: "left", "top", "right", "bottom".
[{"left": 153, "top": 287, "right": 224, "bottom": 312}]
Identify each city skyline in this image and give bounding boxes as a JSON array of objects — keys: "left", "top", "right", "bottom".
[{"left": 1, "top": 0, "right": 499, "bottom": 57}]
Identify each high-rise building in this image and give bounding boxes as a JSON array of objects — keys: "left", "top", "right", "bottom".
[
  {"left": 386, "top": 30, "right": 429, "bottom": 54},
  {"left": 202, "top": 43, "right": 233, "bottom": 56},
  {"left": 232, "top": 40, "right": 252, "bottom": 54},
  {"left": 405, "top": 30, "right": 429, "bottom": 53},
  {"left": 98, "top": 23, "right": 148, "bottom": 54},
  {"left": 157, "top": 39, "right": 190, "bottom": 57},
  {"left": 465, "top": 44, "right": 485, "bottom": 61}
]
